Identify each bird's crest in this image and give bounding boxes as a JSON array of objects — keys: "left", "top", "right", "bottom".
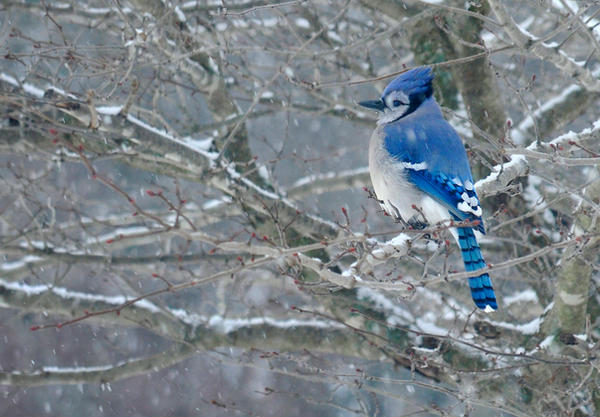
[{"left": 382, "top": 67, "right": 434, "bottom": 99}]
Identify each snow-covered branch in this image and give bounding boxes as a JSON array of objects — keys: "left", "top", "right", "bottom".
[{"left": 489, "top": 0, "right": 600, "bottom": 92}]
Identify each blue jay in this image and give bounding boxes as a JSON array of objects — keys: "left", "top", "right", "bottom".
[{"left": 359, "top": 67, "right": 497, "bottom": 311}]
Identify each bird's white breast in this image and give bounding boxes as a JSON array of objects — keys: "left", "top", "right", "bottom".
[{"left": 368, "top": 126, "right": 450, "bottom": 227}]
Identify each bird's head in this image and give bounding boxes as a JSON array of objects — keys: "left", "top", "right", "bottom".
[{"left": 358, "top": 66, "right": 434, "bottom": 124}]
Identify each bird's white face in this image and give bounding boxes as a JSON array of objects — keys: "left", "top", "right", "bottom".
[{"left": 378, "top": 90, "right": 410, "bottom": 125}]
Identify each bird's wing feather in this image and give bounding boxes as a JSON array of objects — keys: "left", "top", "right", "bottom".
[
  {"left": 383, "top": 115, "right": 485, "bottom": 233},
  {"left": 405, "top": 169, "right": 485, "bottom": 233}
]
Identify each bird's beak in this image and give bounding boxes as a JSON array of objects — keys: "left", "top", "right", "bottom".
[{"left": 358, "top": 99, "right": 386, "bottom": 111}]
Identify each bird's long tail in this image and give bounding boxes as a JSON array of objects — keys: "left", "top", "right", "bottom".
[{"left": 457, "top": 226, "right": 497, "bottom": 311}]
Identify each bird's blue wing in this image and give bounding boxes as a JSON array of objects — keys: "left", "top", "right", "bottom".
[
  {"left": 383, "top": 117, "right": 485, "bottom": 233},
  {"left": 405, "top": 169, "right": 485, "bottom": 233}
]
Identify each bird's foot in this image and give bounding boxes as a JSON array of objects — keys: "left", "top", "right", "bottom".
[{"left": 407, "top": 217, "right": 428, "bottom": 230}]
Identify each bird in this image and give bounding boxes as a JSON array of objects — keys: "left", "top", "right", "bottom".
[{"left": 359, "top": 66, "right": 497, "bottom": 312}]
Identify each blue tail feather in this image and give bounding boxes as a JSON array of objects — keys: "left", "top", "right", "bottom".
[{"left": 457, "top": 226, "right": 497, "bottom": 310}]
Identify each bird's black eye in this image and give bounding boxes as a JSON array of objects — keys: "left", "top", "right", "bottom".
[{"left": 392, "top": 100, "right": 401, "bottom": 107}]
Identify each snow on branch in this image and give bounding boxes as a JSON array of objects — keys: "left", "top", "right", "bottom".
[
  {"left": 286, "top": 167, "right": 370, "bottom": 198},
  {"left": 489, "top": 0, "right": 600, "bottom": 92},
  {"left": 477, "top": 119, "right": 600, "bottom": 197},
  {"left": 1, "top": 71, "right": 339, "bottom": 240},
  {"left": 475, "top": 154, "right": 528, "bottom": 198},
  {"left": 0, "top": 277, "right": 344, "bottom": 335}
]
